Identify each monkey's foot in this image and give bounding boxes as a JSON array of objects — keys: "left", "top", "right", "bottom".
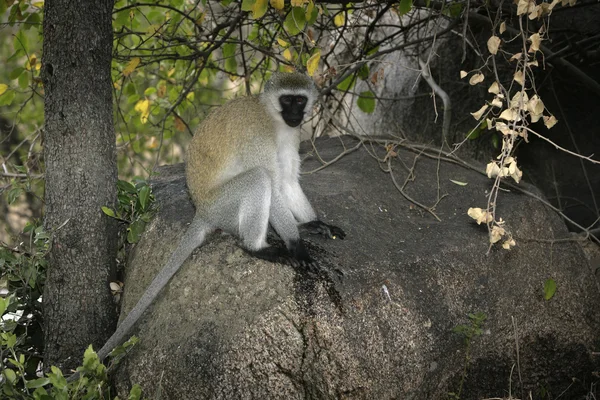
[{"left": 300, "top": 220, "right": 346, "bottom": 240}]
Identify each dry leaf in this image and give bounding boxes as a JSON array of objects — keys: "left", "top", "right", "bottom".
[
  {"left": 488, "top": 81, "right": 500, "bottom": 94},
  {"left": 499, "top": 108, "right": 518, "bottom": 121},
  {"left": 502, "top": 238, "right": 516, "bottom": 249},
  {"left": 467, "top": 207, "right": 494, "bottom": 225},
  {"left": 487, "top": 35, "right": 501, "bottom": 55},
  {"left": 517, "top": 0, "right": 529, "bottom": 15},
  {"left": 543, "top": 115, "right": 558, "bottom": 129},
  {"left": 469, "top": 72, "right": 485, "bottom": 85},
  {"left": 491, "top": 97, "right": 503, "bottom": 108},
  {"left": 509, "top": 53, "right": 522, "bottom": 62},
  {"left": 499, "top": 21, "right": 506, "bottom": 34},
  {"left": 470, "top": 104, "right": 489, "bottom": 120},
  {"left": 529, "top": 33, "right": 542, "bottom": 52},
  {"left": 490, "top": 226, "right": 506, "bottom": 243},
  {"left": 513, "top": 70, "right": 525, "bottom": 86},
  {"left": 460, "top": 70, "right": 468, "bottom": 79}
]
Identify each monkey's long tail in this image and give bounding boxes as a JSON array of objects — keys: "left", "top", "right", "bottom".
[
  {"left": 67, "top": 216, "right": 211, "bottom": 382},
  {"left": 99, "top": 216, "right": 211, "bottom": 360}
]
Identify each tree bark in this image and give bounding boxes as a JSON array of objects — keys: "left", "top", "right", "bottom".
[{"left": 41, "top": 0, "right": 117, "bottom": 370}]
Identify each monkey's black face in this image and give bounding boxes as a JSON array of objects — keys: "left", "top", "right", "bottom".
[{"left": 279, "top": 95, "right": 308, "bottom": 127}]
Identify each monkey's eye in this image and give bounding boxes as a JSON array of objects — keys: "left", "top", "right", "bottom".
[
  {"left": 296, "top": 96, "right": 307, "bottom": 105},
  {"left": 280, "top": 96, "right": 293, "bottom": 106}
]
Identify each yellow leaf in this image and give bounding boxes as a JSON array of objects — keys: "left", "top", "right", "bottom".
[
  {"left": 306, "top": 50, "right": 320, "bottom": 76},
  {"left": 334, "top": 13, "right": 345, "bottom": 27},
  {"left": 168, "top": 68, "right": 176, "bottom": 77},
  {"left": 25, "top": 54, "right": 37, "bottom": 71},
  {"left": 469, "top": 72, "right": 484, "bottom": 85},
  {"left": 291, "top": 0, "right": 304, "bottom": 6},
  {"left": 0, "top": 84, "right": 8, "bottom": 96},
  {"left": 283, "top": 48, "right": 293, "bottom": 61},
  {"left": 134, "top": 99, "right": 150, "bottom": 124},
  {"left": 113, "top": 81, "right": 121, "bottom": 90},
  {"left": 270, "top": 0, "right": 284, "bottom": 9},
  {"left": 252, "top": 0, "right": 268, "bottom": 18},
  {"left": 147, "top": 136, "right": 159, "bottom": 149},
  {"left": 449, "top": 179, "right": 468, "bottom": 186},
  {"left": 123, "top": 57, "right": 140, "bottom": 77},
  {"left": 186, "top": 92, "right": 195, "bottom": 101},
  {"left": 33, "top": 2, "right": 44, "bottom": 8},
  {"left": 277, "top": 38, "right": 289, "bottom": 48},
  {"left": 487, "top": 35, "right": 501, "bottom": 55}
]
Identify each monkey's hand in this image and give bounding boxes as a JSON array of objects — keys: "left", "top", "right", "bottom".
[
  {"left": 248, "top": 241, "right": 315, "bottom": 268},
  {"left": 300, "top": 220, "right": 346, "bottom": 240}
]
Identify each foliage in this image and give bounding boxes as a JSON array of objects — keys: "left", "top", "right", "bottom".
[
  {"left": 101, "top": 179, "right": 155, "bottom": 245},
  {"left": 449, "top": 312, "right": 487, "bottom": 399}
]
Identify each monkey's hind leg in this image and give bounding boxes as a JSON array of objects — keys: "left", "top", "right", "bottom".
[{"left": 205, "top": 167, "right": 310, "bottom": 265}]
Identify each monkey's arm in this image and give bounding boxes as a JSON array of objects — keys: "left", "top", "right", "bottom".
[{"left": 286, "top": 182, "right": 346, "bottom": 240}]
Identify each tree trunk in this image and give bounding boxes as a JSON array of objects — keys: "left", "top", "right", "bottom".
[{"left": 41, "top": 0, "right": 117, "bottom": 370}]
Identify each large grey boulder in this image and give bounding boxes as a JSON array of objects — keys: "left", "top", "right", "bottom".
[{"left": 114, "top": 137, "right": 599, "bottom": 399}]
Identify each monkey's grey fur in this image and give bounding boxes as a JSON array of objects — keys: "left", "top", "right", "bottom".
[{"left": 92, "top": 72, "right": 344, "bottom": 364}]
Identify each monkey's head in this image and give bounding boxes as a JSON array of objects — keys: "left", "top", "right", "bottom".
[{"left": 261, "top": 72, "right": 318, "bottom": 128}]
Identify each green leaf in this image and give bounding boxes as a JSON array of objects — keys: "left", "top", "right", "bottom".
[
  {"left": 357, "top": 64, "right": 370, "bottom": 80},
  {"left": 222, "top": 42, "right": 237, "bottom": 74},
  {"left": 544, "top": 278, "right": 556, "bottom": 300},
  {"left": 26, "top": 377, "right": 50, "bottom": 389},
  {"left": 19, "top": 71, "right": 29, "bottom": 89},
  {"left": 241, "top": 0, "right": 256, "bottom": 12},
  {"left": 82, "top": 345, "right": 99, "bottom": 371},
  {"left": 0, "top": 298, "right": 6, "bottom": 316},
  {"left": 7, "top": 187, "right": 22, "bottom": 204},
  {"left": 138, "top": 186, "right": 150, "bottom": 211},
  {"left": 491, "top": 133, "right": 500, "bottom": 149},
  {"left": 101, "top": 206, "right": 116, "bottom": 218},
  {"left": 336, "top": 74, "right": 355, "bottom": 92},
  {"left": 306, "top": 1, "right": 318, "bottom": 25},
  {"left": 284, "top": 7, "right": 306, "bottom": 36},
  {"left": 127, "top": 220, "right": 146, "bottom": 243},
  {"left": 0, "top": 90, "right": 16, "bottom": 106},
  {"left": 398, "top": 0, "right": 413, "bottom": 15},
  {"left": 128, "top": 384, "right": 143, "bottom": 400},
  {"left": 117, "top": 180, "right": 137, "bottom": 194},
  {"left": 3, "top": 368, "right": 17, "bottom": 383},
  {"left": 357, "top": 91, "right": 376, "bottom": 113}
]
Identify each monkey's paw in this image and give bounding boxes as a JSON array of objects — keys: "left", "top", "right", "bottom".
[{"left": 300, "top": 220, "right": 346, "bottom": 240}]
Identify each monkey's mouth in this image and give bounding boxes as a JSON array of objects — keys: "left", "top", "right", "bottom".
[{"left": 286, "top": 119, "right": 302, "bottom": 127}]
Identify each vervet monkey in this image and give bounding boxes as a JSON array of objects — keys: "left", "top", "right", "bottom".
[{"left": 94, "top": 72, "right": 345, "bottom": 362}]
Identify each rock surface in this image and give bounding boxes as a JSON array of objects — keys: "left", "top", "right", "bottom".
[{"left": 114, "top": 137, "right": 599, "bottom": 399}]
